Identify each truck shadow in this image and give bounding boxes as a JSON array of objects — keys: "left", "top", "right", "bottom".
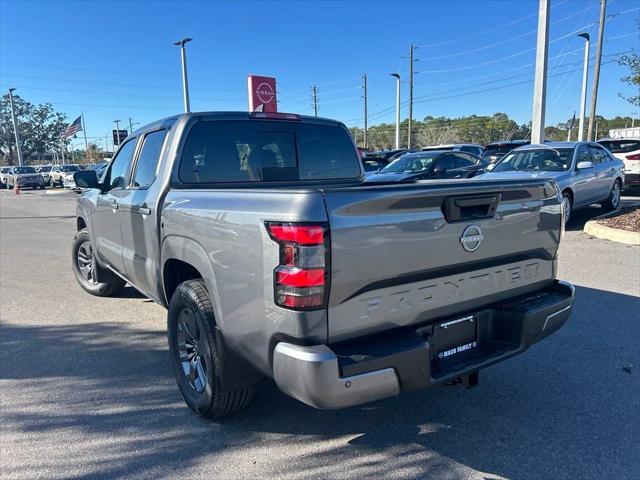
[{"left": 1, "top": 284, "right": 638, "bottom": 479}]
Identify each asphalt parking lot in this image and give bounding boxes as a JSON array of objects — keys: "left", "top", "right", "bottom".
[{"left": 1, "top": 189, "right": 639, "bottom": 480}]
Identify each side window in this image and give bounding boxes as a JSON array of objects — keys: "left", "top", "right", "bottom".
[
  {"left": 452, "top": 152, "right": 476, "bottom": 168},
  {"left": 437, "top": 154, "right": 458, "bottom": 170},
  {"left": 105, "top": 139, "right": 137, "bottom": 190},
  {"left": 575, "top": 145, "right": 592, "bottom": 166},
  {"left": 588, "top": 146, "right": 607, "bottom": 164},
  {"left": 132, "top": 130, "right": 167, "bottom": 188}
]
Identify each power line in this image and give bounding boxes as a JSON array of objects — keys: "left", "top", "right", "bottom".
[
  {"left": 0, "top": 60, "right": 236, "bottom": 83},
  {"left": 420, "top": 10, "right": 636, "bottom": 75},
  {"left": 425, "top": 3, "right": 597, "bottom": 62}
]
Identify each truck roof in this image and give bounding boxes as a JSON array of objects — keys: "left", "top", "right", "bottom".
[{"left": 131, "top": 111, "right": 345, "bottom": 136}]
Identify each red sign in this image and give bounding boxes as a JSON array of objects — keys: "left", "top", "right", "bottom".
[{"left": 247, "top": 75, "right": 277, "bottom": 113}]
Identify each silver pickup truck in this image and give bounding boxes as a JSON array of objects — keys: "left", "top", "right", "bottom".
[{"left": 72, "top": 112, "right": 574, "bottom": 418}]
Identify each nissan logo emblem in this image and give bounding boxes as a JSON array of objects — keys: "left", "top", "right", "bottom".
[
  {"left": 460, "top": 225, "right": 483, "bottom": 252},
  {"left": 256, "top": 83, "right": 275, "bottom": 104}
]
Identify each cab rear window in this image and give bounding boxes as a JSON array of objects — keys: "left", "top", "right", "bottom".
[{"left": 179, "top": 120, "right": 361, "bottom": 183}]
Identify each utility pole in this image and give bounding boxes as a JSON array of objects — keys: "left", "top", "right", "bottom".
[
  {"left": 128, "top": 117, "right": 139, "bottom": 135},
  {"left": 587, "top": 0, "right": 606, "bottom": 141},
  {"left": 173, "top": 38, "right": 193, "bottom": 113},
  {"left": 408, "top": 44, "right": 415, "bottom": 149},
  {"left": 567, "top": 112, "right": 576, "bottom": 141},
  {"left": 577, "top": 33, "right": 590, "bottom": 141},
  {"left": 391, "top": 73, "right": 401, "bottom": 149},
  {"left": 362, "top": 74, "right": 368, "bottom": 149},
  {"left": 114, "top": 120, "right": 121, "bottom": 148},
  {"left": 8, "top": 88, "right": 24, "bottom": 166},
  {"left": 530, "top": 0, "right": 550, "bottom": 144},
  {"left": 311, "top": 85, "right": 318, "bottom": 117}
]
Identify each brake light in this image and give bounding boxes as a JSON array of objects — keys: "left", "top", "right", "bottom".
[
  {"left": 251, "top": 112, "right": 300, "bottom": 121},
  {"left": 625, "top": 153, "right": 640, "bottom": 160},
  {"left": 266, "top": 222, "right": 329, "bottom": 310}
]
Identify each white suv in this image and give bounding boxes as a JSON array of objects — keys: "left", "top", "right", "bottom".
[{"left": 598, "top": 138, "right": 640, "bottom": 189}]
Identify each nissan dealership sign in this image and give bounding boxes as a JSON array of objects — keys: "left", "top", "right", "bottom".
[{"left": 247, "top": 75, "right": 277, "bottom": 113}]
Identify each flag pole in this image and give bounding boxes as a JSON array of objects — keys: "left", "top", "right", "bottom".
[{"left": 81, "top": 112, "right": 89, "bottom": 162}]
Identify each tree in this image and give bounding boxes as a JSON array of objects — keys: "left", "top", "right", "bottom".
[
  {"left": 0, "top": 94, "right": 68, "bottom": 165},
  {"left": 618, "top": 52, "right": 640, "bottom": 107}
]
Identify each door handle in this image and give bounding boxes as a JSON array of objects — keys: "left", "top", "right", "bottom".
[{"left": 136, "top": 203, "right": 151, "bottom": 215}]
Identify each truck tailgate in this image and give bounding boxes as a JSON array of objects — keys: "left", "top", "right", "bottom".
[{"left": 322, "top": 179, "right": 561, "bottom": 343}]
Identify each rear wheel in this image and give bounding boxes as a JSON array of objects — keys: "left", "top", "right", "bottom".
[
  {"left": 562, "top": 193, "right": 572, "bottom": 226},
  {"left": 168, "top": 279, "right": 253, "bottom": 419},
  {"left": 71, "top": 228, "right": 125, "bottom": 296},
  {"left": 602, "top": 179, "right": 621, "bottom": 210}
]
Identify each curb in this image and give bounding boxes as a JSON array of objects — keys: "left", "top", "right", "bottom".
[{"left": 584, "top": 220, "right": 640, "bottom": 245}]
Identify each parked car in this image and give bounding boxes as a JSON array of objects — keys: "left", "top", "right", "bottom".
[
  {"left": 482, "top": 142, "right": 624, "bottom": 224},
  {"left": 483, "top": 140, "right": 530, "bottom": 163},
  {"left": 72, "top": 111, "right": 573, "bottom": 418},
  {"left": 597, "top": 138, "right": 640, "bottom": 189},
  {"left": 49, "top": 164, "right": 80, "bottom": 187},
  {"left": 0, "top": 166, "right": 10, "bottom": 188},
  {"left": 421, "top": 143, "right": 484, "bottom": 157},
  {"left": 36, "top": 165, "right": 53, "bottom": 185},
  {"left": 6, "top": 166, "right": 46, "bottom": 190},
  {"left": 361, "top": 149, "right": 412, "bottom": 172},
  {"left": 366, "top": 150, "right": 486, "bottom": 183}
]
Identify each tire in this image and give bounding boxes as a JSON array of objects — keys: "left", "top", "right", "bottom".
[
  {"left": 602, "top": 179, "right": 621, "bottom": 210},
  {"left": 8, "top": 183, "right": 13, "bottom": 190},
  {"left": 168, "top": 279, "right": 254, "bottom": 419},
  {"left": 39, "top": 185, "right": 45, "bottom": 190},
  {"left": 71, "top": 228, "right": 126, "bottom": 296},
  {"left": 562, "top": 192, "right": 572, "bottom": 226}
]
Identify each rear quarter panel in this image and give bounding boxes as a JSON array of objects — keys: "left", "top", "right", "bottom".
[{"left": 161, "top": 189, "right": 329, "bottom": 375}]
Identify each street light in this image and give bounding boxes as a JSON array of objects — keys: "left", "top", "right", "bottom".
[
  {"left": 8, "top": 88, "right": 24, "bottom": 166},
  {"left": 390, "top": 74, "right": 401, "bottom": 150},
  {"left": 577, "top": 32, "right": 590, "bottom": 142},
  {"left": 173, "top": 37, "right": 193, "bottom": 113}
]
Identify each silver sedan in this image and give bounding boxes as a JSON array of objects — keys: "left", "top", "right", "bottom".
[{"left": 480, "top": 141, "right": 625, "bottom": 224}]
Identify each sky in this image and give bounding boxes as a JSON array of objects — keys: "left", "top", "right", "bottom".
[{"left": 1, "top": 0, "right": 638, "bottom": 149}]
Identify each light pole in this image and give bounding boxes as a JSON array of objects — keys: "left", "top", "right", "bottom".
[
  {"left": 8, "top": 88, "right": 24, "bottom": 166},
  {"left": 577, "top": 33, "right": 590, "bottom": 141},
  {"left": 531, "top": 0, "right": 550, "bottom": 144},
  {"left": 174, "top": 38, "right": 193, "bottom": 113},
  {"left": 114, "top": 120, "right": 121, "bottom": 148},
  {"left": 390, "top": 74, "right": 401, "bottom": 150}
]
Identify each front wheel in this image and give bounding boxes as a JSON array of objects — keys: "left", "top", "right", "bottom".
[
  {"left": 168, "top": 279, "right": 254, "bottom": 419},
  {"left": 562, "top": 193, "right": 573, "bottom": 226},
  {"left": 602, "top": 180, "right": 621, "bottom": 210},
  {"left": 71, "top": 228, "right": 125, "bottom": 296}
]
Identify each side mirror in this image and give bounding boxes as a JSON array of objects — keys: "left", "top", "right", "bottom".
[
  {"left": 576, "top": 161, "right": 594, "bottom": 170},
  {"left": 433, "top": 165, "right": 447, "bottom": 175},
  {"left": 74, "top": 170, "right": 100, "bottom": 189}
]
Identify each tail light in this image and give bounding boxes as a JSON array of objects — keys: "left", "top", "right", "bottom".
[
  {"left": 625, "top": 154, "right": 640, "bottom": 160},
  {"left": 266, "top": 222, "right": 329, "bottom": 310}
]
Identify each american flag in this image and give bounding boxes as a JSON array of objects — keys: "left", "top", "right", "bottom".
[{"left": 62, "top": 116, "right": 83, "bottom": 138}]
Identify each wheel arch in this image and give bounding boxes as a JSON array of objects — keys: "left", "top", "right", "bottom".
[{"left": 161, "top": 235, "right": 224, "bottom": 326}]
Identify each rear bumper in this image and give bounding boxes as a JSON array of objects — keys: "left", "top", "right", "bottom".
[{"left": 273, "top": 280, "right": 574, "bottom": 409}]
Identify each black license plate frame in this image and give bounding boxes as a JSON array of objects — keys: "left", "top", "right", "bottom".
[{"left": 433, "top": 314, "right": 478, "bottom": 361}]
